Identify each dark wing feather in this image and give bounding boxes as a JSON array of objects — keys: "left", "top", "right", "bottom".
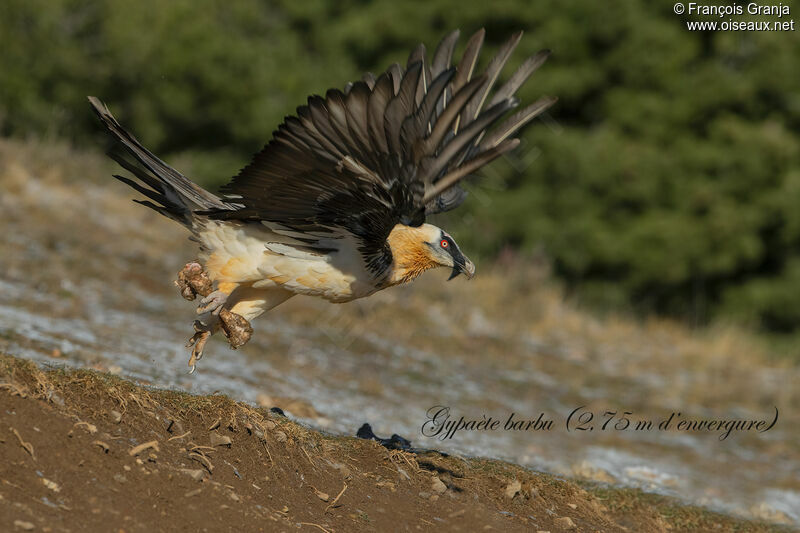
[
  {"left": 407, "top": 44, "right": 430, "bottom": 106},
  {"left": 463, "top": 31, "right": 523, "bottom": 123},
  {"left": 432, "top": 30, "right": 460, "bottom": 78},
  {"left": 489, "top": 49, "right": 550, "bottom": 107},
  {"left": 431, "top": 30, "right": 460, "bottom": 117},
  {"left": 367, "top": 73, "right": 394, "bottom": 154},
  {"left": 451, "top": 29, "right": 485, "bottom": 135},
  {"left": 479, "top": 96, "right": 557, "bottom": 150},
  {"left": 384, "top": 62, "right": 422, "bottom": 157},
  {"left": 205, "top": 29, "right": 555, "bottom": 275}
]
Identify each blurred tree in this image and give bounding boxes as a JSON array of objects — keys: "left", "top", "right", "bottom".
[{"left": 1, "top": 0, "right": 799, "bottom": 331}]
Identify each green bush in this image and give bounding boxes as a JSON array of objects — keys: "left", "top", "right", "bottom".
[{"left": 1, "top": 0, "right": 799, "bottom": 331}]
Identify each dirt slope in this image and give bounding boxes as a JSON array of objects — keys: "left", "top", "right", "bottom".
[{"left": 0, "top": 354, "right": 787, "bottom": 533}]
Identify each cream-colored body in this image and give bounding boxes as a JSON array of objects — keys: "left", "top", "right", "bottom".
[{"left": 195, "top": 221, "right": 443, "bottom": 322}]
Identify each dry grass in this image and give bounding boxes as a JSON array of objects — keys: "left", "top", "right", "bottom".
[{"left": 1, "top": 137, "right": 799, "bottom": 529}]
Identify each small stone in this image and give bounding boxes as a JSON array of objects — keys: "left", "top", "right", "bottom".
[
  {"left": 567, "top": 503, "right": 577, "bottom": 510},
  {"left": 572, "top": 461, "right": 616, "bottom": 484},
  {"left": 181, "top": 468, "right": 206, "bottom": 482},
  {"left": 166, "top": 418, "right": 184, "bottom": 434},
  {"left": 554, "top": 516, "right": 576, "bottom": 530},
  {"left": 113, "top": 474, "right": 127, "bottom": 484},
  {"left": 13, "top": 520, "right": 34, "bottom": 531},
  {"left": 274, "top": 431, "right": 287, "bottom": 443},
  {"left": 331, "top": 462, "right": 352, "bottom": 480},
  {"left": 431, "top": 476, "right": 447, "bottom": 494},
  {"left": 376, "top": 480, "right": 395, "bottom": 492},
  {"left": 48, "top": 392, "right": 65, "bottom": 407},
  {"left": 42, "top": 478, "right": 60, "bottom": 492},
  {"left": 505, "top": 479, "right": 522, "bottom": 499},
  {"left": 110, "top": 411, "right": 122, "bottom": 423},
  {"left": 209, "top": 432, "right": 232, "bottom": 447},
  {"left": 418, "top": 491, "right": 431, "bottom": 499},
  {"left": 185, "top": 488, "right": 202, "bottom": 498}
]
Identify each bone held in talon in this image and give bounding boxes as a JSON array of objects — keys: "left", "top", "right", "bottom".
[
  {"left": 175, "top": 261, "right": 214, "bottom": 301},
  {"left": 176, "top": 260, "right": 253, "bottom": 351},
  {"left": 219, "top": 308, "right": 253, "bottom": 348}
]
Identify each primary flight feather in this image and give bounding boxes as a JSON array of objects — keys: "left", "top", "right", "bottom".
[{"left": 89, "top": 29, "right": 555, "bottom": 371}]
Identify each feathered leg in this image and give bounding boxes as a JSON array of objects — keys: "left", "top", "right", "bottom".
[{"left": 175, "top": 261, "right": 253, "bottom": 372}]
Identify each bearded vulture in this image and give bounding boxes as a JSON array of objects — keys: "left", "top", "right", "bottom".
[{"left": 89, "top": 29, "right": 555, "bottom": 371}]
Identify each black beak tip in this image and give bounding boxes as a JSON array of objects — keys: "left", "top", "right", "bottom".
[{"left": 448, "top": 259, "right": 475, "bottom": 281}]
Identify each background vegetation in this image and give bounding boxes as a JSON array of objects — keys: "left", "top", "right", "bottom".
[{"left": 2, "top": 0, "right": 800, "bottom": 333}]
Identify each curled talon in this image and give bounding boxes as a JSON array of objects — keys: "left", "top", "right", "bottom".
[{"left": 186, "top": 322, "right": 212, "bottom": 370}]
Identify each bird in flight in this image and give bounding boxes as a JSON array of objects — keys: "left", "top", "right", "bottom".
[{"left": 89, "top": 29, "right": 555, "bottom": 372}]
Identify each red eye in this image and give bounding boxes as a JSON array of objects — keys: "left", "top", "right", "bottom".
[{"left": 440, "top": 239, "right": 449, "bottom": 248}]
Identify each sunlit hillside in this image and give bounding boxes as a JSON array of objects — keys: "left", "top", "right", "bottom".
[{"left": 1, "top": 138, "right": 798, "bottom": 526}]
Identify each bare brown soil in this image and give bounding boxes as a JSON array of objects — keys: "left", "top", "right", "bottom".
[{"left": 0, "top": 354, "right": 787, "bottom": 533}]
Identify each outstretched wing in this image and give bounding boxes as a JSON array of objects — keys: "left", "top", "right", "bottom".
[{"left": 205, "top": 29, "right": 555, "bottom": 275}]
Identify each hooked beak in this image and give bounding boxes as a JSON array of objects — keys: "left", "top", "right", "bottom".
[{"left": 448, "top": 256, "right": 476, "bottom": 280}]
